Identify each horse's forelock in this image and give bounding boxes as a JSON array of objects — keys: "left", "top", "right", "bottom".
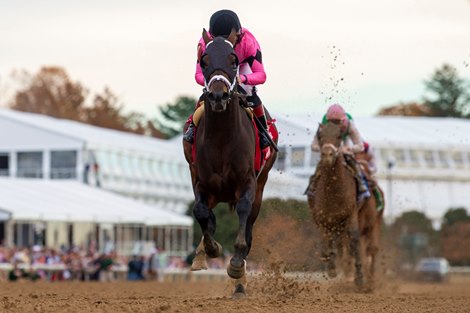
[{"left": 320, "top": 123, "right": 341, "bottom": 146}]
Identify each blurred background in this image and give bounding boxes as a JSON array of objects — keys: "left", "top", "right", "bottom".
[{"left": 0, "top": 0, "right": 469, "bottom": 282}]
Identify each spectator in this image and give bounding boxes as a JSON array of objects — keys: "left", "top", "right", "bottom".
[
  {"left": 147, "top": 248, "right": 160, "bottom": 281},
  {"left": 127, "top": 255, "right": 145, "bottom": 281}
]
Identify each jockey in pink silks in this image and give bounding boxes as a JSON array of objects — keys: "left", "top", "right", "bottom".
[
  {"left": 183, "top": 9, "right": 271, "bottom": 149},
  {"left": 310, "top": 103, "right": 371, "bottom": 202}
]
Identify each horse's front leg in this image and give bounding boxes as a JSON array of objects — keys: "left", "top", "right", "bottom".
[
  {"left": 349, "top": 211, "right": 364, "bottom": 286},
  {"left": 193, "top": 194, "right": 222, "bottom": 259},
  {"left": 227, "top": 183, "right": 255, "bottom": 280},
  {"left": 320, "top": 229, "right": 337, "bottom": 278}
]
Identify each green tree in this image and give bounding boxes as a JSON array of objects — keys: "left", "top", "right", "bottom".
[
  {"left": 392, "top": 210, "right": 434, "bottom": 234},
  {"left": 442, "top": 207, "right": 470, "bottom": 228},
  {"left": 423, "top": 64, "right": 470, "bottom": 118},
  {"left": 153, "top": 96, "right": 196, "bottom": 139},
  {"left": 390, "top": 210, "right": 438, "bottom": 264}
]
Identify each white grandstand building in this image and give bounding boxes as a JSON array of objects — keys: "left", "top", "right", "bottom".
[
  {"left": 273, "top": 113, "right": 470, "bottom": 224},
  {"left": 1, "top": 108, "right": 469, "bottom": 250},
  {"left": 0, "top": 109, "right": 193, "bottom": 254}
]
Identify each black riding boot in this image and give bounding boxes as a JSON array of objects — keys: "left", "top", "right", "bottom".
[
  {"left": 183, "top": 122, "right": 196, "bottom": 143},
  {"left": 258, "top": 115, "right": 270, "bottom": 149}
]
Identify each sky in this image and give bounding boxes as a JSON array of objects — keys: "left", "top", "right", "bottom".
[{"left": 0, "top": 0, "right": 469, "bottom": 117}]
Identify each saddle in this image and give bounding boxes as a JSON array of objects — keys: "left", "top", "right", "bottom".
[{"left": 187, "top": 106, "right": 278, "bottom": 173}]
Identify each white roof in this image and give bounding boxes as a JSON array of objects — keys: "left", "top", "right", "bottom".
[
  {"left": 275, "top": 113, "right": 470, "bottom": 150},
  {"left": 0, "top": 178, "right": 192, "bottom": 226},
  {"left": 0, "top": 109, "right": 181, "bottom": 155}
]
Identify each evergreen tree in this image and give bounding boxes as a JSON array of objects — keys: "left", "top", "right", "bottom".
[
  {"left": 423, "top": 64, "right": 470, "bottom": 118},
  {"left": 153, "top": 96, "right": 196, "bottom": 139}
]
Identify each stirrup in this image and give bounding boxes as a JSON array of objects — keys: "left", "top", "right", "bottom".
[
  {"left": 357, "top": 189, "right": 371, "bottom": 202},
  {"left": 183, "top": 124, "right": 195, "bottom": 143},
  {"left": 259, "top": 133, "right": 270, "bottom": 149}
]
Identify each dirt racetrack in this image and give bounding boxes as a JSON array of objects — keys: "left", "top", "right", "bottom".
[{"left": 1, "top": 275, "right": 470, "bottom": 313}]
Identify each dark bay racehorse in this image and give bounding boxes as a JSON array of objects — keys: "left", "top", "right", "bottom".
[
  {"left": 307, "top": 122, "right": 364, "bottom": 286},
  {"left": 183, "top": 29, "right": 277, "bottom": 298}
]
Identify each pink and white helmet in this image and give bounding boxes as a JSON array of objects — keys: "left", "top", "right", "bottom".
[{"left": 326, "top": 103, "right": 346, "bottom": 121}]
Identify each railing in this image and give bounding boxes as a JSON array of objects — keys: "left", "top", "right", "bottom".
[{"left": 1, "top": 264, "right": 469, "bottom": 282}]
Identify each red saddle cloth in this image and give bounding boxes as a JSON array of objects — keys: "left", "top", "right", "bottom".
[{"left": 188, "top": 116, "right": 278, "bottom": 172}]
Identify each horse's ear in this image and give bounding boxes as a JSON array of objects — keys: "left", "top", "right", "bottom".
[
  {"left": 227, "top": 28, "right": 238, "bottom": 46},
  {"left": 202, "top": 28, "right": 211, "bottom": 45},
  {"left": 316, "top": 123, "right": 323, "bottom": 137}
]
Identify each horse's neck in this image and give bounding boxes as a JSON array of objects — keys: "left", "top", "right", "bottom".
[
  {"left": 319, "top": 155, "right": 348, "bottom": 184},
  {"left": 202, "top": 98, "right": 244, "bottom": 140}
]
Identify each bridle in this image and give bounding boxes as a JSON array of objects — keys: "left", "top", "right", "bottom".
[
  {"left": 203, "top": 39, "right": 239, "bottom": 94},
  {"left": 321, "top": 143, "right": 341, "bottom": 159}
]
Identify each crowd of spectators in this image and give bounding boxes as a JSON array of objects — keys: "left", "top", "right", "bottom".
[{"left": 0, "top": 245, "right": 229, "bottom": 282}]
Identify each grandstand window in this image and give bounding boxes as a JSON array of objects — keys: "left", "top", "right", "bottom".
[
  {"left": 393, "top": 149, "right": 406, "bottom": 167},
  {"left": 275, "top": 147, "right": 286, "bottom": 171},
  {"left": 50, "top": 150, "right": 77, "bottom": 179},
  {"left": 310, "top": 151, "right": 320, "bottom": 167},
  {"left": 94, "top": 151, "right": 109, "bottom": 172},
  {"left": 423, "top": 150, "right": 436, "bottom": 168},
  {"left": 437, "top": 151, "right": 450, "bottom": 168},
  {"left": 380, "top": 149, "right": 391, "bottom": 167},
  {"left": 451, "top": 151, "right": 464, "bottom": 168},
  {"left": 13, "top": 223, "right": 34, "bottom": 247},
  {"left": 108, "top": 151, "right": 120, "bottom": 171},
  {"left": 0, "top": 153, "right": 9, "bottom": 176},
  {"left": 142, "top": 158, "right": 152, "bottom": 176},
  {"left": 136, "top": 157, "right": 146, "bottom": 176},
  {"left": 150, "top": 159, "right": 160, "bottom": 177},
  {"left": 17, "top": 151, "right": 43, "bottom": 178},
  {"left": 121, "top": 154, "right": 132, "bottom": 175},
  {"left": 291, "top": 147, "right": 305, "bottom": 167},
  {"left": 408, "top": 150, "right": 420, "bottom": 167}
]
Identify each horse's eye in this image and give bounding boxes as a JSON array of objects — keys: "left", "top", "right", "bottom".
[
  {"left": 200, "top": 55, "right": 208, "bottom": 69},
  {"left": 208, "top": 93, "right": 215, "bottom": 101},
  {"left": 222, "top": 92, "right": 229, "bottom": 100}
]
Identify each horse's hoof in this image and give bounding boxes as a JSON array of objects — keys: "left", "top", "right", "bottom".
[
  {"left": 327, "top": 267, "right": 337, "bottom": 278},
  {"left": 355, "top": 276, "right": 364, "bottom": 287},
  {"left": 204, "top": 237, "right": 223, "bottom": 258},
  {"left": 227, "top": 260, "right": 246, "bottom": 279},
  {"left": 190, "top": 257, "right": 208, "bottom": 271},
  {"left": 232, "top": 284, "right": 246, "bottom": 299}
]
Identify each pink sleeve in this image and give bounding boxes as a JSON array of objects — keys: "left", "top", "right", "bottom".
[
  {"left": 244, "top": 60, "right": 266, "bottom": 86},
  {"left": 195, "top": 63, "right": 205, "bottom": 86},
  {"left": 240, "top": 30, "right": 266, "bottom": 86},
  {"left": 195, "top": 38, "right": 206, "bottom": 86}
]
